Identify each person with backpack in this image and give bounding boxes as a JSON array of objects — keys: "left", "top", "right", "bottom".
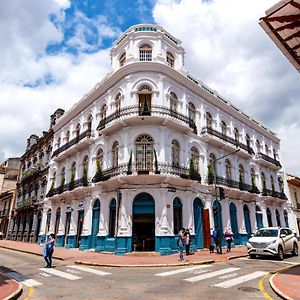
[
  {"left": 177, "top": 227, "right": 186, "bottom": 262},
  {"left": 212, "top": 227, "right": 221, "bottom": 254},
  {"left": 44, "top": 233, "right": 55, "bottom": 268}
]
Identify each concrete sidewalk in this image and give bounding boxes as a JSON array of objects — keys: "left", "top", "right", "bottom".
[{"left": 1, "top": 240, "right": 299, "bottom": 300}]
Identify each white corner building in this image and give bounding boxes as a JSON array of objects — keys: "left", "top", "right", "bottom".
[{"left": 40, "top": 24, "right": 297, "bottom": 255}]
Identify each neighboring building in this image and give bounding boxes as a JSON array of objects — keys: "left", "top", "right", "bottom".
[
  {"left": 9, "top": 109, "right": 64, "bottom": 242},
  {"left": 41, "top": 24, "right": 295, "bottom": 255},
  {"left": 287, "top": 174, "right": 300, "bottom": 237},
  {"left": 0, "top": 158, "right": 20, "bottom": 238},
  {"left": 259, "top": 0, "right": 300, "bottom": 73}
]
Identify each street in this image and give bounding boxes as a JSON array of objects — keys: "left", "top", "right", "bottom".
[{"left": 0, "top": 248, "right": 299, "bottom": 300}]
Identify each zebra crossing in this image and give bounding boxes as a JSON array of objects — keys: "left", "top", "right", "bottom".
[
  {"left": 155, "top": 265, "right": 268, "bottom": 288},
  {"left": 5, "top": 264, "right": 111, "bottom": 287}
]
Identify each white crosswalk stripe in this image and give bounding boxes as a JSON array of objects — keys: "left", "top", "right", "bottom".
[
  {"left": 155, "top": 265, "right": 211, "bottom": 277},
  {"left": 184, "top": 267, "right": 240, "bottom": 283},
  {"left": 67, "top": 265, "right": 111, "bottom": 276},
  {"left": 39, "top": 268, "right": 81, "bottom": 280},
  {"left": 6, "top": 272, "right": 42, "bottom": 287},
  {"left": 213, "top": 271, "right": 268, "bottom": 288}
]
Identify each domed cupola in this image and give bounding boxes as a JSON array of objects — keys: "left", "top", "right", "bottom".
[{"left": 110, "top": 24, "right": 185, "bottom": 73}]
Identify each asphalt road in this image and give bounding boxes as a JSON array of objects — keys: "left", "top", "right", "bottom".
[{"left": 0, "top": 248, "right": 299, "bottom": 300}]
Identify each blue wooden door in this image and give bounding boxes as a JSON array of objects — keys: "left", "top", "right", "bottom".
[
  {"left": 213, "top": 200, "right": 223, "bottom": 244},
  {"left": 256, "top": 206, "right": 263, "bottom": 229},
  {"left": 243, "top": 204, "right": 252, "bottom": 239},
  {"left": 229, "top": 203, "right": 240, "bottom": 245},
  {"left": 91, "top": 200, "right": 100, "bottom": 249},
  {"left": 193, "top": 198, "right": 204, "bottom": 249}
]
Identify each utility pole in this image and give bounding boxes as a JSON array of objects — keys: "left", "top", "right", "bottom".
[{"left": 213, "top": 148, "right": 240, "bottom": 255}]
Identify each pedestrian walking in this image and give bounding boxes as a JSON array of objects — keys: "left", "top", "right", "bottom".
[
  {"left": 44, "top": 233, "right": 55, "bottom": 268},
  {"left": 177, "top": 227, "right": 186, "bottom": 262},
  {"left": 224, "top": 227, "right": 234, "bottom": 252},
  {"left": 212, "top": 227, "right": 221, "bottom": 254},
  {"left": 185, "top": 228, "right": 191, "bottom": 256}
]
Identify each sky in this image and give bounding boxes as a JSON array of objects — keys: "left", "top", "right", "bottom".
[{"left": 0, "top": 0, "right": 299, "bottom": 176}]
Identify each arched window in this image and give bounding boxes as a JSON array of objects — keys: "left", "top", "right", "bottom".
[
  {"left": 273, "top": 149, "right": 278, "bottom": 160},
  {"left": 188, "top": 102, "right": 196, "bottom": 123},
  {"left": 191, "top": 147, "right": 200, "bottom": 172},
  {"left": 109, "top": 199, "right": 116, "bottom": 237},
  {"left": 267, "top": 207, "right": 273, "bottom": 227},
  {"left": 57, "top": 137, "right": 61, "bottom": 149},
  {"left": 239, "top": 164, "right": 244, "bottom": 184},
  {"left": 209, "top": 153, "right": 217, "bottom": 176},
  {"left": 135, "top": 134, "right": 154, "bottom": 171},
  {"left": 251, "top": 168, "right": 256, "bottom": 188},
  {"left": 206, "top": 112, "right": 212, "bottom": 128},
  {"left": 171, "top": 139, "right": 180, "bottom": 167},
  {"left": 138, "top": 84, "right": 152, "bottom": 116},
  {"left": 100, "top": 104, "right": 107, "bottom": 121},
  {"left": 173, "top": 198, "right": 182, "bottom": 234},
  {"left": 270, "top": 175, "right": 275, "bottom": 193},
  {"left": 166, "top": 51, "right": 174, "bottom": 67},
  {"left": 261, "top": 172, "right": 266, "bottom": 193},
  {"left": 256, "top": 140, "right": 261, "bottom": 153},
  {"left": 276, "top": 209, "right": 281, "bottom": 227},
  {"left": 112, "top": 141, "right": 119, "bottom": 168},
  {"left": 46, "top": 209, "right": 51, "bottom": 234},
  {"left": 221, "top": 121, "right": 227, "bottom": 136},
  {"left": 51, "top": 172, "right": 56, "bottom": 189},
  {"left": 70, "top": 162, "right": 76, "bottom": 180},
  {"left": 256, "top": 206, "right": 263, "bottom": 229},
  {"left": 119, "top": 52, "right": 126, "bottom": 67},
  {"left": 265, "top": 144, "right": 269, "bottom": 155},
  {"left": 139, "top": 44, "right": 152, "bottom": 61},
  {"left": 96, "top": 149, "right": 103, "bottom": 168},
  {"left": 278, "top": 177, "right": 284, "bottom": 193},
  {"left": 246, "top": 134, "right": 251, "bottom": 148},
  {"left": 234, "top": 128, "right": 239, "bottom": 143},
  {"left": 225, "top": 159, "right": 232, "bottom": 181},
  {"left": 170, "top": 92, "right": 178, "bottom": 112},
  {"left": 83, "top": 155, "right": 89, "bottom": 175},
  {"left": 75, "top": 123, "right": 80, "bottom": 138},
  {"left": 115, "top": 93, "right": 121, "bottom": 113},
  {"left": 54, "top": 207, "right": 61, "bottom": 236},
  {"left": 66, "top": 130, "right": 70, "bottom": 143},
  {"left": 60, "top": 167, "right": 65, "bottom": 186},
  {"left": 87, "top": 115, "right": 92, "bottom": 132}
]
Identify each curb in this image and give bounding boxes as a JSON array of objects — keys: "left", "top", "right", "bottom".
[
  {"left": 75, "top": 259, "right": 215, "bottom": 268},
  {"left": 0, "top": 245, "right": 65, "bottom": 261},
  {"left": 227, "top": 254, "right": 249, "bottom": 260},
  {"left": 3, "top": 280, "right": 22, "bottom": 300},
  {"left": 269, "top": 263, "right": 300, "bottom": 300}
]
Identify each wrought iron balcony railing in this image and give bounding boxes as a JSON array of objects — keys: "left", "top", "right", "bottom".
[
  {"left": 52, "top": 129, "right": 92, "bottom": 158},
  {"left": 201, "top": 127, "right": 255, "bottom": 155},
  {"left": 46, "top": 178, "right": 90, "bottom": 198},
  {"left": 96, "top": 105, "right": 197, "bottom": 134},
  {"left": 16, "top": 197, "right": 37, "bottom": 209},
  {"left": 256, "top": 152, "right": 282, "bottom": 168},
  {"left": 92, "top": 162, "right": 201, "bottom": 183},
  {"left": 214, "top": 176, "right": 260, "bottom": 194},
  {"left": 262, "top": 188, "right": 287, "bottom": 199}
]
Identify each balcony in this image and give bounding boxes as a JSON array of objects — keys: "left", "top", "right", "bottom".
[
  {"left": 255, "top": 152, "right": 282, "bottom": 170},
  {"left": 16, "top": 197, "right": 37, "bottom": 210},
  {"left": 0, "top": 209, "right": 9, "bottom": 217},
  {"left": 20, "top": 165, "right": 48, "bottom": 183},
  {"left": 200, "top": 127, "right": 254, "bottom": 158},
  {"left": 261, "top": 188, "right": 287, "bottom": 200},
  {"left": 96, "top": 105, "right": 197, "bottom": 135},
  {"left": 46, "top": 178, "right": 90, "bottom": 198},
  {"left": 52, "top": 130, "right": 94, "bottom": 162},
  {"left": 92, "top": 162, "right": 201, "bottom": 184}
]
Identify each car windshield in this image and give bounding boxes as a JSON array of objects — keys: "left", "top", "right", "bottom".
[{"left": 254, "top": 229, "right": 278, "bottom": 237}]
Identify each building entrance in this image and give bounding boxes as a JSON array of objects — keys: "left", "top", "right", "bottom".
[{"left": 132, "top": 193, "right": 155, "bottom": 251}]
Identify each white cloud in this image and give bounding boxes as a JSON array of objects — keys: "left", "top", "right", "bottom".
[{"left": 153, "top": 0, "right": 300, "bottom": 176}]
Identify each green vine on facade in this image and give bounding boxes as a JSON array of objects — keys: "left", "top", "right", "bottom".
[
  {"left": 94, "top": 160, "right": 103, "bottom": 182},
  {"left": 207, "top": 164, "right": 214, "bottom": 185},
  {"left": 82, "top": 167, "right": 88, "bottom": 186}
]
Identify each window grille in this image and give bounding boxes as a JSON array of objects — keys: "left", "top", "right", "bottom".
[{"left": 139, "top": 44, "right": 152, "bottom": 61}]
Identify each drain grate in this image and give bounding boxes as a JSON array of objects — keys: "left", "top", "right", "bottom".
[{"left": 238, "top": 287, "right": 260, "bottom": 292}]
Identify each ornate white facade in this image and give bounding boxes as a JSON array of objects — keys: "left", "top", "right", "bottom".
[{"left": 40, "top": 24, "right": 296, "bottom": 255}]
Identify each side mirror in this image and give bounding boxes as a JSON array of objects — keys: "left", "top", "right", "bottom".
[
  {"left": 280, "top": 234, "right": 286, "bottom": 238},
  {"left": 251, "top": 234, "right": 254, "bottom": 237}
]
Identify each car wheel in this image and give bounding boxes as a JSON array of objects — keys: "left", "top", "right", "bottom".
[
  {"left": 249, "top": 254, "right": 256, "bottom": 259},
  {"left": 292, "top": 243, "right": 299, "bottom": 256},
  {"left": 277, "top": 246, "right": 284, "bottom": 261}
]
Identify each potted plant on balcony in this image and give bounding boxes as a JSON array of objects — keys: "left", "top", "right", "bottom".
[
  {"left": 207, "top": 165, "right": 214, "bottom": 185},
  {"left": 59, "top": 176, "right": 65, "bottom": 194},
  {"left": 127, "top": 151, "right": 133, "bottom": 175},
  {"left": 271, "top": 182, "right": 276, "bottom": 196},
  {"left": 189, "top": 158, "right": 201, "bottom": 182},
  {"left": 154, "top": 149, "right": 160, "bottom": 174},
  {"left": 82, "top": 167, "right": 88, "bottom": 187},
  {"left": 262, "top": 180, "right": 267, "bottom": 196},
  {"left": 94, "top": 160, "right": 104, "bottom": 182}
]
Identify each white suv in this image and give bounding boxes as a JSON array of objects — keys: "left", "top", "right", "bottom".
[{"left": 247, "top": 227, "right": 299, "bottom": 260}]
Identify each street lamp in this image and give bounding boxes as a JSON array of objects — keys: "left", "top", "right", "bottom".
[{"left": 213, "top": 148, "right": 240, "bottom": 254}]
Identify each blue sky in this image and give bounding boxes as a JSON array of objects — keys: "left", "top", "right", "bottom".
[{"left": 1, "top": 0, "right": 300, "bottom": 176}]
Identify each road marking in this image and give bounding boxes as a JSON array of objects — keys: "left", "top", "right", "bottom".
[
  {"left": 67, "top": 265, "right": 111, "bottom": 276},
  {"left": 219, "top": 273, "right": 238, "bottom": 279},
  {"left": 39, "top": 268, "right": 81, "bottom": 280},
  {"left": 38, "top": 272, "right": 52, "bottom": 277},
  {"left": 6, "top": 272, "right": 42, "bottom": 287},
  {"left": 214, "top": 271, "right": 268, "bottom": 288},
  {"left": 184, "top": 267, "right": 240, "bottom": 283},
  {"left": 238, "top": 257, "right": 298, "bottom": 265},
  {"left": 66, "top": 269, "right": 81, "bottom": 274},
  {"left": 258, "top": 274, "right": 273, "bottom": 300},
  {"left": 155, "top": 265, "right": 211, "bottom": 277}
]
